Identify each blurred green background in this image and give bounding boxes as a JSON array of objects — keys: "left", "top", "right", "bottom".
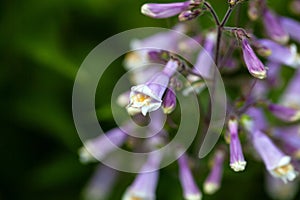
[{"left": 1, "top": 0, "right": 299, "bottom": 200}]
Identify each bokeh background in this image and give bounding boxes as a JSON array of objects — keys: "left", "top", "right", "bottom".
[{"left": 1, "top": 0, "right": 300, "bottom": 200}]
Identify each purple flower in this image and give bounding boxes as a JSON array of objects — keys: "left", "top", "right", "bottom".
[
  {"left": 262, "top": 8, "right": 289, "bottom": 44},
  {"left": 79, "top": 127, "right": 129, "bottom": 163},
  {"left": 178, "top": 153, "right": 202, "bottom": 200},
  {"left": 127, "top": 59, "right": 179, "bottom": 116},
  {"left": 204, "top": 149, "right": 225, "bottom": 194},
  {"left": 122, "top": 154, "right": 161, "bottom": 200},
  {"left": 268, "top": 103, "right": 300, "bottom": 122},
  {"left": 228, "top": 118, "right": 246, "bottom": 172},
  {"left": 258, "top": 39, "right": 300, "bottom": 68},
  {"left": 265, "top": 61, "right": 282, "bottom": 87},
  {"left": 83, "top": 165, "right": 118, "bottom": 200},
  {"left": 280, "top": 17, "right": 300, "bottom": 43},
  {"left": 241, "top": 37, "right": 267, "bottom": 79},
  {"left": 280, "top": 69, "right": 300, "bottom": 108},
  {"left": 141, "top": 1, "right": 191, "bottom": 19},
  {"left": 178, "top": 9, "right": 201, "bottom": 22},
  {"left": 252, "top": 130, "right": 298, "bottom": 183},
  {"left": 162, "top": 87, "right": 177, "bottom": 114}
]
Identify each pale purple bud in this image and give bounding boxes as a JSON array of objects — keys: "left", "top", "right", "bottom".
[
  {"left": 252, "top": 130, "right": 298, "bottom": 183},
  {"left": 280, "top": 17, "right": 300, "bottom": 43},
  {"left": 280, "top": 69, "right": 300, "bottom": 108},
  {"left": 83, "top": 165, "right": 118, "bottom": 200},
  {"left": 228, "top": 118, "right": 246, "bottom": 172},
  {"left": 79, "top": 127, "right": 128, "bottom": 163},
  {"left": 141, "top": 1, "right": 190, "bottom": 19},
  {"left": 262, "top": 8, "right": 289, "bottom": 44},
  {"left": 268, "top": 103, "right": 300, "bottom": 122},
  {"left": 266, "top": 172, "right": 299, "bottom": 200},
  {"left": 122, "top": 153, "right": 161, "bottom": 200},
  {"left": 204, "top": 149, "right": 225, "bottom": 194},
  {"left": 258, "top": 39, "right": 300, "bottom": 68},
  {"left": 178, "top": 154, "right": 202, "bottom": 200},
  {"left": 127, "top": 59, "right": 179, "bottom": 116},
  {"left": 241, "top": 37, "right": 267, "bottom": 79},
  {"left": 162, "top": 87, "right": 177, "bottom": 114}
]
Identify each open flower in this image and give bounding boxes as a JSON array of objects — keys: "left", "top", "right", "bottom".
[
  {"left": 280, "top": 69, "right": 300, "bottom": 108},
  {"left": 127, "top": 59, "right": 179, "bottom": 116},
  {"left": 252, "top": 130, "right": 298, "bottom": 183}
]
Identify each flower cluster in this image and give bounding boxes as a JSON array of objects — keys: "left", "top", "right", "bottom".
[{"left": 80, "top": 0, "right": 300, "bottom": 199}]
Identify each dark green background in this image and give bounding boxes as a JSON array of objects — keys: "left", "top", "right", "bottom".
[{"left": 1, "top": 0, "right": 299, "bottom": 199}]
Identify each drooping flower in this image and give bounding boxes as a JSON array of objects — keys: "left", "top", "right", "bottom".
[
  {"left": 252, "top": 130, "right": 298, "bottom": 183},
  {"left": 268, "top": 103, "right": 300, "bottom": 122},
  {"left": 79, "top": 126, "right": 130, "bottom": 163},
  {"left": 178, "top": 153, "right": 202, "bottom": 200},
  {"left": 127, "top": 58, "right": 179, "bottom": 116},
  {"left": 258, "top": 39, "right": 300, "bottom": 68},
  {"left": 280, "top": 66, "right": 300, "bottom": 108},
  {"left": 280, "top": 17, "right": 300, "bottom": 43},
  {"left": 203, "top": 149, "right": 225, "bottom": 194},
  {"left": 141, "top": 1, "right": 191, "bottom": 19},
  {"left": 241, "top": 36, "right": 267, "bottom": 79},
  {"left": 83, "top": 165, "right": 118, "bottom": 200},
  {"left": 262, "top": 8, "right": 289, "bottom": 44},
  {"left": 228, "top": 117, "right": 246, "bottom": 172},
  {"left": 122, "top": 153, "right": 161, "bottom": 200}
]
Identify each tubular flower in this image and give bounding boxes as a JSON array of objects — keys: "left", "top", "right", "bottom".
[
  {"left": 178, "top": 153, "right": 202, "bottom": 200},
  {"left": 228, "top": 117, "right": 247, "bottom": 172},
  {"left": 252, "top": 130, "right": 298, "bottom": 183},
  {"left": 127, "top": 59, "right": 179, "bottom": 116}
]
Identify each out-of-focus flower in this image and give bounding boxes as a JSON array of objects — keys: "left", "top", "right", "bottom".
[
  {"left": 127, "top": 59, "right": 179, "bottom": 116},
  {"left": 83, "top": 165, "right": 118, "bottom": 200},
  {"left": 266, "top": 172, "right": 299, "bottom": 200},
  {"left": 228, "top": 117, "right": 246, "bottom": 172},
  {"left": 280, "top": 69, "right": 300, "bottom": 108},
  {"left": 241, "top": 36, "right": 267, "bottom": 79},
  {"left": 272, "top": 125, "right": 300, "bottom": 159},
  {"left": 252, "top": 130, "right": 298, "bottom": 183},
  {"left": 258, "top": 39, "right": 300, "bottom": 68},
  {"left": 248, "top": 0, "right": 260, "bottom": 21},
  {"left": 122, "top": 153, "right": 161, "bottom": 200},
  {"left": 141, "top": 1, "right": 191, "bottom": 19},
  {"left": 280, "top": 17, "right": 300, "bottom": 43},
  {"left": 178, "top": 153, "right": 202, "bottom": 200},
  {"left": 262, "top": 8, "right": 289, "bottom": 44},
  {"left": 204, "top": 149, "right": 225, "bottom": 194},
  {"left": 268, "top": 103, "right": 300, "bottom": 122},
  {"left": 79, "top": 126, "right": 130, "bottom": 163}
]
